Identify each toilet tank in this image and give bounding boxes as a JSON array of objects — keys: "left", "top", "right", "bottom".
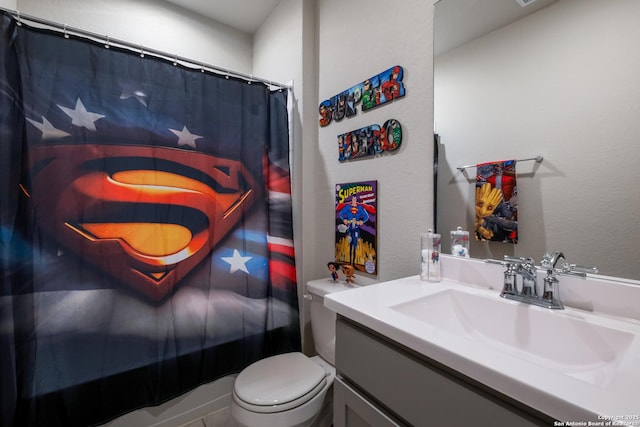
[{"left": 306, "top": 279, "right": 355, "bottom": 365}]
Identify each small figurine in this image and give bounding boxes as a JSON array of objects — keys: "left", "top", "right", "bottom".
[
  {"left": 341, "top": 264, "right": 355, "bottom": 285},
  {"left": 327, "top": 262, "right": 341, "bottom": 282}
]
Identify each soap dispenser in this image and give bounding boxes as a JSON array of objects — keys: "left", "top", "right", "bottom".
[
  {"left": 420, "top": 229, "right": 441, "bottom": 282},
  {"left": 450, "top": 226, "right": 470, "bottom": 258}
]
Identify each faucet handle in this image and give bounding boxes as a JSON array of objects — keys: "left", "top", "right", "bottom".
[
  {"left": 540, "top": 251, "right": 598, "bottom": 278},
  {"left": 486, "top": 256, "right": 535, "bottom": 267},
  {"left": 485, "top": 258, "right": 508, "bottom": 266},
  {"left": 561, "top": 263, "right": 599, "bottom": 275},
  {"left": 503, "top": 255, "right": 535, "bottom": 266},
  {"left": 557, "top": 263, "right": 598, "bottom": 279}
]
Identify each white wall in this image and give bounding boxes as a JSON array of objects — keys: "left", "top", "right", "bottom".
[
  {"left": 434, "top": 0, "right": 640, "bottom": 280},
  {"left": 16, "top": 0, "right": 253, "bottom": 72},
  {"left": 253, "top": 0, "right": 439, "bottom": 346},
  {"left": 0, "top": 0, "right": 16, "bottom": 10},
  {"left": 253, "top": 0, "right": 438, "bottom": 344},
  {"left": 316, "top": 0, "right": 436, "bottom": 283}
]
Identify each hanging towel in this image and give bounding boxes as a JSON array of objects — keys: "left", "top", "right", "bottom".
[{"left": 475, "top": 160, "right": 518, "bottom": 243}]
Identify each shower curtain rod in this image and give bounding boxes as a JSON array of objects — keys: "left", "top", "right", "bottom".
[{"left": 1, "top": 7, "right": 292, "bottom": 91}]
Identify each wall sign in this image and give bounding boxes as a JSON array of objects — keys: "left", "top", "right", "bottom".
[
  {"left": 319, "top": 65, "right": 405, "bottom": 127},
  {"left": 338, "top": 119, "right": 402, "bottom": 162}
]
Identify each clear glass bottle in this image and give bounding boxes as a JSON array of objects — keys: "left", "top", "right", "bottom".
[
  {"left": 420, "top": 229, "right": 441, "bottom": 281},
  {"left": 450, "top": 226, "right": 470, "bottom": 258}
]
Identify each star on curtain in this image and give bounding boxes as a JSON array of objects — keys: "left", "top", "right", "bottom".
[
  {"left": 58, "top": 98, "right": 105, "bottom": 131},
  {"left": 169, "top": 125, "right": 202, "bottom": 148},
  {"left": 221, "top": 249, "right": 252, "bottom": 274},
  {"left": 120, "top": 88, "right": 148, "bottom": 107},
  {"left": 26, "top": 116, "right": 70, "bottom": 139}
]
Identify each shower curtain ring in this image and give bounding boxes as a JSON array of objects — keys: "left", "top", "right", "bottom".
[
  {"left": 173, "top": 54, "right": 178, "bottom": 66},
  {"left": 225, "top": 69, "right": 230, "bottom": 79},
  {"left": 63, "top": 24, "right": 69, "bottom": 39},
  {"left": 140, "top": 45, "right": 145, "bottom": 58},
  {"left": 16, "top": 11, "right": 22, "bottom": 26},
  {"left": 104, "top": 36, "right": 110, "bottom": 49}
]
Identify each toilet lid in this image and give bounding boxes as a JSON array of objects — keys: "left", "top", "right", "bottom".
[{"left": 234, "top": 352, "right": 327, "bottom": 412}]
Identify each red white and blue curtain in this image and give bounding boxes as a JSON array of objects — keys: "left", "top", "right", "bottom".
[{"left": 0, "top": 11, "right": 300, "bottom": 426}]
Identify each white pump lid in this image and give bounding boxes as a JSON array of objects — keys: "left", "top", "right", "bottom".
[{"left": 233, "top": 352, "right": 327, "bottom": 413}]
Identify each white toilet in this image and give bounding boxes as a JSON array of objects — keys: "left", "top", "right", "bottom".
[{"left": 230, "top": 279, "right": 351, "bottom": 427}]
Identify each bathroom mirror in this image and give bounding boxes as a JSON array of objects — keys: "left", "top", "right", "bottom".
[{"left": 434, "top": 0, "right": 640, "bottom": 281}]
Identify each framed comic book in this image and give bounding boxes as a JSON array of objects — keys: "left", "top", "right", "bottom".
[{"left": 335, "top": 181, "right": 377, "bottom": 274}]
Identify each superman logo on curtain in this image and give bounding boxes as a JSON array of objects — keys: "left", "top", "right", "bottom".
[{"left": 0, "top": 11, "right": 299, "bottom": 427}]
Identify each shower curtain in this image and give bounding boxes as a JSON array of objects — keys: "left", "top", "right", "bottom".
[{"left": 0, "top": 11, "right": 300, "bottom": 427}]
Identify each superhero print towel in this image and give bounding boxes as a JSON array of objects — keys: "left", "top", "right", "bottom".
[{"left": 475, "top": 160, "right": 518, "bottom": 243}]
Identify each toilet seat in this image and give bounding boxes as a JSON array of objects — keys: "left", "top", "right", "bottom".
[{"left": 233, "top": 352, "right": 328, "bottom": 414}]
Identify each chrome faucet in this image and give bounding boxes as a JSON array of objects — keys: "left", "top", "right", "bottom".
[
  {"left": 487, "top": 252, "right": 598, "bottom": 310},
  {"left": 538, "top": 251, "right": 599, "bottom": 309}
]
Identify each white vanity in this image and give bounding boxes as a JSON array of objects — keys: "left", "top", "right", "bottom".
[{"left": 325, "top": 255, "right": 640, "bottom": 426}]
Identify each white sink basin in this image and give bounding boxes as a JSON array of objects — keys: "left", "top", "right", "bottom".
[
  {"left": 389, "top": 289, "right": 634, "bottom": 386},
  {"left": 324, "top": 257, "right": 640, "bottom": 421}
]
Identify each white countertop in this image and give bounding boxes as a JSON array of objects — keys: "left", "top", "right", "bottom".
[{"left": 324, "top": 257, "right": 640, "bottom": 424}]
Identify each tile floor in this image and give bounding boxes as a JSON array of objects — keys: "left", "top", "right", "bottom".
[{"left": 181, "top": 407, "right": 238, "bottom": 427}]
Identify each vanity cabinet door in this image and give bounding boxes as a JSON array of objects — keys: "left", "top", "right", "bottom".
[
  {"left": 334, "top": 376, "right": 402, "bottom": 427},
  {"left": 335, "top": 317, "right": 552, "bottom": 427}
]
